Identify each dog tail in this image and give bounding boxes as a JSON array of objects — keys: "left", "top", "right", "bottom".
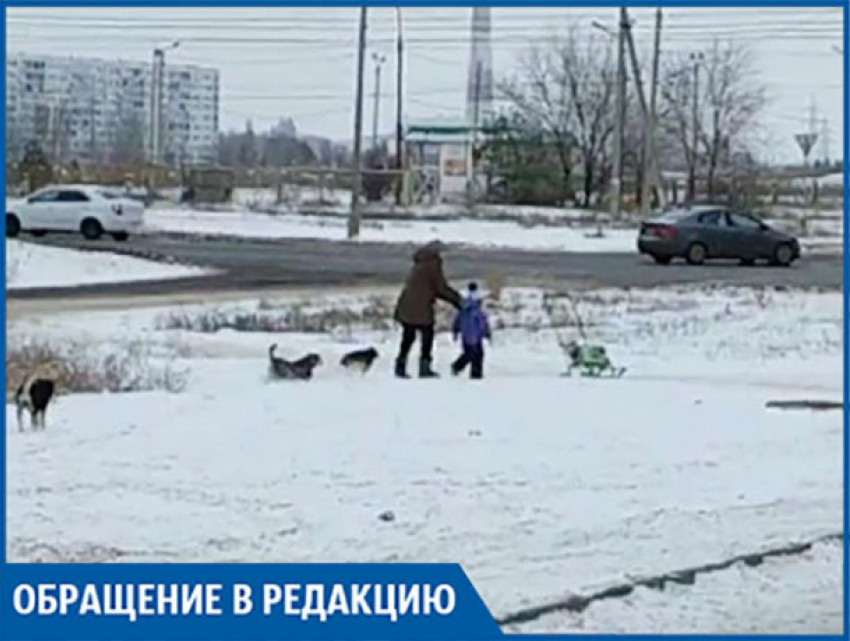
[{"left": 268, "top": 343, "right": 278, "bottom": 360}]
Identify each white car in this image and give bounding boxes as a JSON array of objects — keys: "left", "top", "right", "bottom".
[{"left": 6, "top": 185, "right": 144, "bottom": 241}]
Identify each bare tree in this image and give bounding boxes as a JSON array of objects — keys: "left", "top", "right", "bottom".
[
  {"left": 499, "top": 45, "right": 578, "bottom": 203},
  {"left": 699, "top": 42, "right": 767, "bottom": 198},
  {"left": 660, "top": 40, "right": 766, "bottom": 201},
  {"left": 558, "top": 29, "right": 618, "bottom": 207},
  {"left": 499, "top": 28, "right": 617, "bottom": 207}
]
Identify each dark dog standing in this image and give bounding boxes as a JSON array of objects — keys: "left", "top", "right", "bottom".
[
  {"left": 15, "top": 377, "right": 55, "bottom": 431},
  {"left": 340, "top": 347, "right": 379, "bottom": 374}
]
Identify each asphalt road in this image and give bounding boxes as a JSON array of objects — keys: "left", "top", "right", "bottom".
[{"left": 7, "top": 232, "right": 843, "bottom": 301}]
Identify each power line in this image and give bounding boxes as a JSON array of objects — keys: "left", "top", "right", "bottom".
[
  {"left": 8, "top": 15, "right": 842, "bottom": 29},
  {"left": 7, "top": 22, "right": 842, "bottom": 40},
  {"left": 6, "top": 32, "right": 842, "bottom": 47}
]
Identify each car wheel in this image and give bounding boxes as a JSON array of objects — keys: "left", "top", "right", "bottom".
[
  {"left": 80, "top": 218, "right": 103, "bottom": 240},
  {"left": 30, "top": 229, "right": 47, "bottom": 237},
  {"left": 6, "top": 214, "right": 21, "bottom": 238},
  {"left": 111, "top": 232, "right": 129, "bottom": 242},
  {"left": 772, "top": 243, "right": 794, "bottom": 267},
  {"left": 652, "top": 254, "right": 672, "bottom": 265},
  {"left": 685, "top": 242, "right": 707, "bottom": 266}
]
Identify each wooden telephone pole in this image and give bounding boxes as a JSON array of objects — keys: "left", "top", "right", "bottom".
[
  {"left": 610, "top": 7, "right": 628, "bottom": 220},
  {"left": 395, "top": 8, "right": 404, "bottom": 204},
  {"left": 623, "top": 8, "right": 666, "bottom": 212},
  {"left": 640, "top": 8, "right": 663, "bottom": 213},
  {"left": 348, "top": 7, "right": 368, "bottom": 239}
]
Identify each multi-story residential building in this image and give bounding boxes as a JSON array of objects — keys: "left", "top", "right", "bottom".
[{"left": 6, "top": 53, "right": 219, "bottom": 165}]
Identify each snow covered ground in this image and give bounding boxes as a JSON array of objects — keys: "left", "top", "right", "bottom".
[
  {"left": 6, "top": 285, "right": 843, "bottom": 632},
  {"left": 507, "top": 538, "right": 843, "bottom": 634},
  {"left": 144, "top": 207, "right": 635, "bottom": 253},
  {"left": 144, "top": 207, "right": 841, "bottom": 254},
  {"left": 817, "top": 172, "right": 844, "bottom": 188},
  {"left": 5, "top": 240, "right": 209, "bottom": 290}
]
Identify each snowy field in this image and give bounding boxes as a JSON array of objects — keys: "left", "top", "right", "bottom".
[
  {"left": 6, "top": 283, "right": 843, "bottom": 632},
  {"left": 144, "top": 207, "right": 635, "bottom": 253},
  {"left": 5, "top": 240, "right": 208, "bottom": 290},
  {"left": 143, "top": 207, "right": 842, "bottom": 254}
]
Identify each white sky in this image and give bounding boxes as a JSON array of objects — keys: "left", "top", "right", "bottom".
[{"left": 5, "top": 5, "right": 845, "bottom": 163}]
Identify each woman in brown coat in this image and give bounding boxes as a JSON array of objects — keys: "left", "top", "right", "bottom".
[{"left": 393, "top": 241, "right": 461, "bottom": 378}]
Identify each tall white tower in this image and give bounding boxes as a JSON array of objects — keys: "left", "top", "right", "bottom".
[{"left": 466, "top": 7, "right": 494, "bottom": 127}]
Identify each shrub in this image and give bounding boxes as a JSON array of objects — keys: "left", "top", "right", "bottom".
[{"left": 6, "top": 337, "right": 188, "bottom": 396}]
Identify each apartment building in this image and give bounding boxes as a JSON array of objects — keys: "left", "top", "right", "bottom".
[{"left": 6, "top": 53, "right": 219, "bottom": 165}]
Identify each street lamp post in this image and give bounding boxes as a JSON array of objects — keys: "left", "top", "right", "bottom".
[
  {"left": 371, "top": 52, "right": 387, "bottom": 150},
  {"left": 150, "top": 40, "right": 180, "bottom": 164},
  {"left": 687, "top": 51, "right": 704, "bottom": 203}
]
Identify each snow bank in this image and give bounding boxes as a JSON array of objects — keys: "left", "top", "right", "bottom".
[{"left": 5, "top": 240, "right": 209, "bottom": 290}]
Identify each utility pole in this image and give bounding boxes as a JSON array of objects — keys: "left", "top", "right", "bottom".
[
  {"left": 821, "top": 117, "right": 831, "bottom": 164},
  {"left": 150, "top": 41, "right": 179, "bottom": 165},
  {"left": 640, "top": 7, "right": 663, "bottom": 213},
  {"left": 623, "top": 9, "right": 666, "bottom": 212},
  {"left": 610, "top": 7, "right": 627, "bottom": 219},
  {"left": 394, "top": 7, "right": 404, "bottom": 204},
  {"left": 150, "top": 48, "right": 163, "bottom": 163},
  {"left": 687, "top": 51, "right": 704, "bottom": 202},
  {"left": 469, "top": 60, "right": 482, "bottom": 203},
  {"left": 348, "top": 7, "right": 368, "bottom": 239},
  {"left": 808, "top": 97, "right": 818, "bottom": 138},
  {"left": 371, "top": 52, "right": 386, "bottom": 150}
]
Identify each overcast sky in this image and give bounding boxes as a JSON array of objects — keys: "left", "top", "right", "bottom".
[{"left": 6, "top": 5, "right": 844, "bottom": 163}]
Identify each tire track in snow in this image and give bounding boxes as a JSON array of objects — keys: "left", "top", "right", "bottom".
[{"left": 497, "top": 532, "right": 843, "bottom": 627}]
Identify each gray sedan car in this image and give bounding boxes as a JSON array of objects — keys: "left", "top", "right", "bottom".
[{"left": 637, "top": 206, "right": 801, "bottom": 266}]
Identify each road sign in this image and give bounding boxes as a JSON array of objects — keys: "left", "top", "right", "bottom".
[{"left": 795, "top": 132, "right": 818, "bottom": 158}]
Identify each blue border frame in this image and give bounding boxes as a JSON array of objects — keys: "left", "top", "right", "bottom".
[
  {"left": 843, "top": 1, "right": 849, "bottom": 638},
  {"left": 1, "top": 1, "right": 848, "bottom": 639},
  {"left": 2, "top": 2, "right": 6, "bottom": 573},
  {"left": 0, "top": 0, "right": 848, "bottom": 5}
]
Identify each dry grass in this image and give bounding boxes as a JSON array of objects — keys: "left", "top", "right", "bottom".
[
  {"left": 157, "top": 298, "right": 395, "bottom": 335},
  {"left": 6, "top": 337, "right": 188, "bottom": 397}
]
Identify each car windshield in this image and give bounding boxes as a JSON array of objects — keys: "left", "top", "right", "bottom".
[{"left": 97, "top": 189, "right": 123, "bottom": 200}]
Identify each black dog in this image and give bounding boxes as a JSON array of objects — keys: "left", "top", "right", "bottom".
[
  {"left": 15, "top": 377, "right": 55, "bottom": 431},
  {"left": 268, "top": 344, "right": 323, "bottom": 381},
  {"left": 340, "top": 347, "right": 380, "bottom": 374}
]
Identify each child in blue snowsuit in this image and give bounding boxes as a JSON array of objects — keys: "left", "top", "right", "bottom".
[{"left": 451, "top": 282, "right": 491, "bottom": 379}]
